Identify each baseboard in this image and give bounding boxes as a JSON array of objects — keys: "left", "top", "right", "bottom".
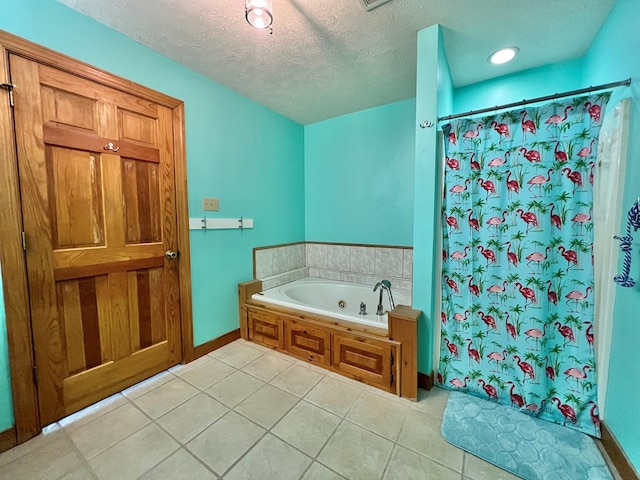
[
  {"left": 0, "top": 426, "right": 16, "bottom": 454},
  {"left": 418, "top": 371, "right": 434, "bottom": 390},
  {"left": 193, "top": 329, "right": 241, "bottom": 359},
  {"left": 601, "top": 421, "right": 639, "bottom": 480}
]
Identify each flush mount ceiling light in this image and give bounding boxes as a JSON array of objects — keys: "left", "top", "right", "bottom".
[
  {"left": 489, "top": 47, "right": 519, "bottom": 65},
  {"left": 246, "top": 0, "right": 273, "bottom": 32}
]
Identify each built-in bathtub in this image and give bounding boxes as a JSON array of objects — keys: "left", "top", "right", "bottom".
[{"left": 251, "top": 277, "right": 411, "bottom": 329}]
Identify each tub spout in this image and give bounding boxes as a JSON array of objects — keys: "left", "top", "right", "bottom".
[
  {"left": 373, "top": 282, "right": 385, "bottom": 315},
  {"left": 373, "top": 280, "right": 395, "bottom": 315}
]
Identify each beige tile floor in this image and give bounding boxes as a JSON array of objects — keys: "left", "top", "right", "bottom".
[{"left": 0, "top": 339, "right": 614, "bottom": 480}]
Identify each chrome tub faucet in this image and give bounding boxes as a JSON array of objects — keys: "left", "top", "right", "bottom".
[{"left": 373, "top": 279, "right": 395, "bottom": 315}]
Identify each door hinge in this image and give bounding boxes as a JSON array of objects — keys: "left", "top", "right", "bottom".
[
  {"left": 21, "top": 231, "right": 27, "bottom": 251},
  {"left": 0, "top": 83, "right": 15, "bottom": 107}
]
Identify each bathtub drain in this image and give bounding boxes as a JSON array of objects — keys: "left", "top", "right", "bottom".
[{"left": 338, "top": 300, "right": 347, "bottom": 309}]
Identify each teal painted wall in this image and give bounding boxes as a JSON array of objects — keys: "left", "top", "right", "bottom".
[
  {"left": 413, "top": 25, "right": 453, "bottom": 374},
  {"left": 0, "top": 0, "right": 304, "bottom": 426},
  {"left": 304, "top": 99, "right": 415, "bottom": 246},
  {"left": 0, "top": 264, "right": 14, "bottom": 431},
  {"left": 453, "top": 58, "right": 584, "bottom": 113},
  {"left": 582, "top": 0, "right": 640, "bottom": 471}
]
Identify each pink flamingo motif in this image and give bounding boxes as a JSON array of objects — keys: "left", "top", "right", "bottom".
[
  {"left": 552, "top": 397, "right": 577, "bottom": 425},
  {"left": 488, "top": 150, "right": 510, "bottom": 167},
  {"left": 548, "top": 203, "right": 562, "bottom": 230},
  {"left": 555, "top": 321, "right": 575, "bottom": 345},
  {"left": 443, "top": 275, "right": 459, "bottom": 295},
  {"left": 487, "top": 350, "right": 506, "bottom": 371},
  {"left": 546, "top": 280, "right": 558, "bottom": 306},
  {"left": 449, "top": 178, "right": 470, "bottom": 203},
  {"left": 505, "top": 312, "right": 517, "bottom": 340},
  {"left": 450, "top": 246, "right": 470, "bottom": 268},
  {"left": 516, "top": 208, "right": 539, "bottom": 233},
  {"left": 527, "top": 168, "right": 554, "bottom": 197},
  {"left": 449, "top": 376, "right": 469, "bottom": 389},
  {"left": 477, "top": 311, "right": 497, "bottom": 331},
  {"left": 466, "top": 275, "right": 480, "bottom": 298},
  {"left": 590, "top": 162, "right": 595, "bottom": 186},
  {"left": 562, "top": 167, "right": 583, "bottom": 193},
  {"left": 478, "top": 379, "right": 498, "bottom": 400},
  {"left": 514, "top": 281, "right": 537, "bottom": 307},
  {"left": 469, "top": 153, "right": 481, "bottom": 171},
  {"left": 564, "top": 365, "right": 590, "bottom": 391},
  {"left": 462, "top": 123, "right": 483, "bottom": 143},
  {"left": 504, "top": 241, "right": 519, "bottom": 269},
  {"left": 446, "top": 156, "right": 460, "bottom": 170},
  {"left": 584, "top": 102, "right": 602, "bottom": 123},
  {"left": 487, "top": 210, "right": 509, "bottom": 236},
  {"left": 466, "top": 209, "right": 480, "bottom": 233},
  {"left": 443, "top": 338, "right": 459, "bottom": 358},
  {"left": 453, "top": 309, "right": 470, "bottom": 329},
  {"left": 448, "top": 131, "right": 458, "bottom": 145},
  {"left": 584, "top": 321, "right": 594, "bottom": 353},
  {"left": 554, "top": 141, "right": 568, "bottom": 162},
  {"left": 437, "top": 372, "right": 443, "bottom": 384},
  {"left": 571, "top": 208, "right": 592, "bottom": 235},
  {"left": 525, "top": 399, "right": 546, "bottom": 416},
  {"left": 487, "top": 280, "right": 508, "bottom": 303},
  {"left": 544, "top": 356, "right": 556, "bottom": 380},
  {"left": 520, "top": 110, "right": 536, "bottom": 140},
  {"left": 441, "top": 311, "right": 447, "bottom": 325},
  {"left": 505, "top": 171, "right": 520, "bottom": 199},
  {"left": 491, "top": 120, "right": 510, "bottom": 143},
  {"left": 514, "top": 355, "right": 535, "bottom": 382},
  {"left": 587, "top": 401, "right": 600, "bottom": 435},
  {"left": 577, "top": 139, "right": 596, "bottom": 159},
  {"left": 524, "top": 323, "right": 547, "bottom": 351},
  {"left": 565, "top": 286, "right": 592, "bottom": 312},
  {"left": 445, "top": 213, "right": 459, "bottom": 231},
  {"left": 466, "top": 338, "right": 480, "bottom": 365},
  {"left": 477, "top": 178, "right": 496, "bottom": 198},
  {"left": 558, "top": 246, "right": 578, "bottom": 270},
  {"left": 519, "top": 147, "right": 541, "bottom": 163},
  {"left": 545, "top": 105, "right": 573, "bottom": 131},
  {"left": 442, "top": 249, "right": 448, "bottom": 262},
  {"left": 525, "top": 246, "right": 551, "bottom": 273},
  {"left": 505, "top": 381, "right": 525, "bottom": 408},
  {"left": 477, "top": 245, "right": 497, "bottom": 266}
]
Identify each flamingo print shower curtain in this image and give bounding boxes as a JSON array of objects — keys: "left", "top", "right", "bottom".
[{"left": 438, "top": 93, "right": 611, "bottom": 437}]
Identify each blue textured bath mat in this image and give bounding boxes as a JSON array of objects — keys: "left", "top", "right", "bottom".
[{"left": 441, "top": 391, "right": 613, "bottom": 480}]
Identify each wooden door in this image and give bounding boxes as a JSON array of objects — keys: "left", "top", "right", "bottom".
[{"left": 10, "top": 54, "right": 182, "bottom": 425}]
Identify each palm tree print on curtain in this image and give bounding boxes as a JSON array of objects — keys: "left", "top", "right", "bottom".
[{"left": 438, "top": 93, "right": 611, "bottom": 437}]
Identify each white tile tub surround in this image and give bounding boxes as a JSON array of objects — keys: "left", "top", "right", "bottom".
[
  {"left": 305, "top": 243, "right": 328, "bottom": 268},
  {"left": 254, "top": 242, "right": 413, "bottom": 297},
  {"left": 305, "top": 243, "right": 413, "bottom": 297}
]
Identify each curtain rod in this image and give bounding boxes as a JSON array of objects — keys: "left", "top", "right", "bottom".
[{"left": 437, "top": 78, "right": 631, "bottom": 123}]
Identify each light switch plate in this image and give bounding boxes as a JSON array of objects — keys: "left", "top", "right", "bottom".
[{"left": 202, "top": 197, "right": 219, "bottom": 211}]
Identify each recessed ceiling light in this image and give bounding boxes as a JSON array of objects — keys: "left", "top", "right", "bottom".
[{"left": 489, "top": 47, "right": 519, "bottom": 65}]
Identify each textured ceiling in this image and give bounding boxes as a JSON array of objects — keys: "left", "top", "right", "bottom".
[{"left": 57, "top": 0, "right": 615, "bottom": 125}]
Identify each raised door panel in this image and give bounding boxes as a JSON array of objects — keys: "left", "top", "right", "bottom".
[
  {"left": 332, "top": 334, "right": 395, "bottom": 393},
  {"left": 11, "top": 54, "right": 181, "bottom": 425},
  {"left": 284, "top": 321, "right": 331, "bottom": 366},
  {"left": 248, "top": 308, "right": 283, "bottom": 349}
]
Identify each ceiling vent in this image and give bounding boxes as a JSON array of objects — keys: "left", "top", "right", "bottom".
[{"left": 359, "top": 0, "right": 392, "bottom": 11}]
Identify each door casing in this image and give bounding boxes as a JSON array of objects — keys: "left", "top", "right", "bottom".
[{"left": 0, "top": 30, "right": 194, "bottom": 443}]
